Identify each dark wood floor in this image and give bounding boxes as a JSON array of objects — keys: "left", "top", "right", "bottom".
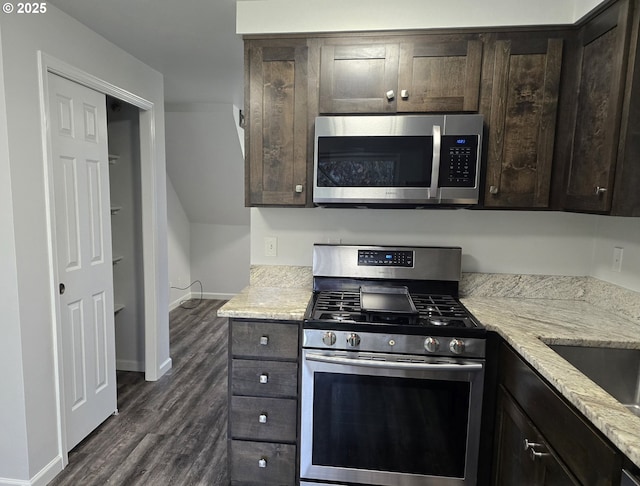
[{"left": 50, "top": 299, "right": 229, "bottom": 486}]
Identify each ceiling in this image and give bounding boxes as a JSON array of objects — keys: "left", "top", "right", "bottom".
[{"left": 49, "top": 0, "right": 245, "bottom": 106}]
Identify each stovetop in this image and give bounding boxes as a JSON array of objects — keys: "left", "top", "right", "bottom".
[{"left": 305, "top": 289, "right": 484, "bottom": 337}]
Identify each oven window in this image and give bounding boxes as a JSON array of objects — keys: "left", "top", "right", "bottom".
[
  {"left": 311, "top": 372, "right": 469, "bottom": 478},
  {"left": 316, "top": 136, "right": 432, "bottom": 187}
]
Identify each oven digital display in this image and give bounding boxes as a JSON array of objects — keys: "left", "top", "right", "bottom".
[{"left": 358, "top": 250, "right": 413, "bottom": 267}]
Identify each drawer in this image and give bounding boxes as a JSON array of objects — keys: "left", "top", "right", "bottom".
[
  {"left": 231, "top": 396, "right": 297, "bottom": 442},
  {"left": 232, "top": 359, "right": 298, "bottom": 398},
  {"left": 230, "top": 440, "right": 296, "bottom": 485},
  {"left": 231, "top": 320, "right": 299, "bottom": 360}
]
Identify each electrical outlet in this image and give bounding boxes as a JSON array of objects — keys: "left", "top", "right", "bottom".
[
  {"left": 265, "top": 236, "right": 278, "bottom": 257},
  {"left": 612, "top": 247, "right": 623, "bottom": 272}
]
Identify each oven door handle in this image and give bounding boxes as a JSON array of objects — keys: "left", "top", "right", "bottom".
[{"left": 305, "top": 352, "right": 483, "bottom": 371}]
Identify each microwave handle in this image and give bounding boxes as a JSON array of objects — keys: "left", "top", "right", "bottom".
[{"left": 429, "top": 125, "right": 441, "bottom": 198}]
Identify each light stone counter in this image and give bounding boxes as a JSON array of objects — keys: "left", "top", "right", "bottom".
[
  {"left": 461, "top": 296, "right": 640, "bottom": 469},
  {"left": 217, "top": 265, "right": 640, "bottom": 467}
]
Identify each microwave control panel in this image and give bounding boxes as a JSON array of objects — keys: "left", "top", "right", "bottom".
[{"left": 439, "top": 135, "right": 478, "bottom": 187}]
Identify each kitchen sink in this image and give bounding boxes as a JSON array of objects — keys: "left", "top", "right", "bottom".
[{"left": 548, "top": 344, "right": 640, "bottom": 417}]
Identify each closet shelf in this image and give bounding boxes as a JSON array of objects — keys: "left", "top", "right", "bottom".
[
  {"left": 114, "top": 304, "right": 125, "bottom": 314},
  {"left": 112, "top": 255, "right": 124, "bottom": 265},
  {"left": 110, "top": 206, "right": 122, "bottom": 215},
  {"left": 108, "top": 154, "right": 120, "bottom": 164}
]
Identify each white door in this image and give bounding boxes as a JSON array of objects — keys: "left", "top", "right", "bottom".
[{"left": 48, "top": 73, "right": 117, "bottom": 451}]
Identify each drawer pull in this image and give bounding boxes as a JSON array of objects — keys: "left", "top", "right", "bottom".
[
  {"left": 524, "top": 439, "right": 549, "bottom": 460},
  {"left": 259, "top": 335, "right": 269, "bottom": 346},
  {"left": 259, "top": 413, "right": 268, "bottom": 424},
  {"left": 259, "top": 373, "right": 269, "bottom": 384},
  {"left": 258, "top": 458, "right": 267, "bottom": 468}
]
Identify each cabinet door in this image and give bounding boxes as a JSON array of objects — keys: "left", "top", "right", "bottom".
[
  {"left": 319, "top": 42, "right": 399, "bottom": 113},
  {"left": 246, "top": 43, "right": 309, "bottom": 206},
  {"left": 493, "top": 387, "right": 579, "bottom": 486},
  {"left": 484, "top": 37, "right": 563, "bottom": 208},
  {"left": 397, "top": 37, "right": 483, "bottom": 112},
  {"left": 563, "top": 0, "right": 632, "bottom": 212}
]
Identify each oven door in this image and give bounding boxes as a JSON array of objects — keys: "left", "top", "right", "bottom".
[{"left": 300, "top": 350, "right": 484, "bottom": 486}]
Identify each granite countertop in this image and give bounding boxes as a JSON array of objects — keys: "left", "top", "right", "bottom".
[
  {"left": 461, "top": 296, "right": 640, "bottom": 469},
  {"left": 218, "top": 266, "right": 640, "bottom": 468}
]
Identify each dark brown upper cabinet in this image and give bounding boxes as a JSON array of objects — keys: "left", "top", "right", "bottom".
[
  {"left": 245, "top": 40, "right": 310, "bottom": 206},
  {"left": 318, "top": 35, "right": 483, "bottom": 114},
  {"left": 483, "top": 35, "right": 563, "bottom": 208},
  {"left": 562, "top": 0, "right": 633, "bottom": 213}
]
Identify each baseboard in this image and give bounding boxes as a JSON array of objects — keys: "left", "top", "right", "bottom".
[
  {"left": 170, "top": 292, "right": 236, "bottom": 310},
  {"left": 169, "top": 292, "right": 192, "bottom": 311},
  {"left": 0, "top": 455, "right": 64, "bottom": 486},
  {"left": 116, "top": 359, "right": 145, "bottom": 372}
]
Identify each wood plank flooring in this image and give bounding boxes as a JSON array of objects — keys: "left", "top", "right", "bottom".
[{"left": 49, "top": 299, "right": 229, "bottom": 486}]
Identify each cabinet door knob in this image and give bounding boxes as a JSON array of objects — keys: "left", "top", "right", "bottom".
[
  {"left": 595, "top": 186, "right": 607, "bottom": 195},
  {"left": 386, "top": 90, "right": 395, "bottom": 101},
  {"left": 400, "top": 89, "right": 409, "bottom": 99},
  {"left": 258, "top": 458, "right": 267, "bottom": 468},
  {"left": 259, "top": 413, "right": 268, "bottom": 424},
  {"left": 259, "top": 335, "right": 269, "bottom": 346},
  {"left": 489, "top": 185, "right": 499, "bottom": 195},
  {"left": 259, "top": 373, "right": 268, "bottom": 384},
  {"left": 295, "top": 184, "right": 303, "bottom": 193}
]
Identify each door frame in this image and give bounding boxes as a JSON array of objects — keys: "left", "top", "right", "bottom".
[{"left": 37, "top": 52, "right": 167, "bottom": 464}]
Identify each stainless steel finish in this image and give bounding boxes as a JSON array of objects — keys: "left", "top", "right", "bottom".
[
  {"left": 322, "top": 331, "right": 336, "bottom": 346},
  {"left": 305, "top": 351, "right": 483, "bottom": 371},
  {"left": 259, "top": 374, "right": 268, "bottom": 384},
  {"left": 523, "top": 439, "right": 548, "bottom": 460},
  {"left": 258, "top": 458, "right": 267, "bottom": 468},
  {"left": 386, "top": 89, "right": 395, "bottom": 100},
  {"left": 449, "top": 338, "right": 465, "bottom": 355},
  {"left": 489, "top": 185, "right": 499, "bottom": 194},
  {"left": 401, "top": 89, "right": 409, "bottom": 99},
  {"left": 304, "top": 329, "right": 486, "bottom": 358},
  {"left": 595, "top": 186, "right": 607, "bottom": 195},
  {"left": 424, "top": 336, "right": 440, "bottom": 353},
  {"left": 548, "top": 344, "right": 640, "bottom": 417},
  {"left": 312, "top": 244, "right": 462, "bottom": 282},
  {"left": 259, "top": 413, "right": 268, "bottom": 423},
  {"left": 300, "top": 348, "right": 484, "bottom": 486},
  {"left": 346, "top": 333, "right": 361, "bottom": 347},
  {"left": 429, "top": 124, "right": 442, "bottom": 196},
  {"left": 313, "top": 114, "right": 483, "bottom": 206},
  {"left": 622, "top": 469, "right": 640, "bottom": 486},
  {"left": 259, "top": 335, "right": 269, "bottom": 345},
  {"left": 295, "top": 184, "right": 304, "bottom": 193}
]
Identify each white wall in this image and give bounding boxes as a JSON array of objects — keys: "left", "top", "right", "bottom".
[
  {"left": 0, "top": 6, "right": 168, "bottom": 484},
  {"left": 591, "top": 216, "right": 640, "bottom": 293},
  {"left": 191, "top": 222, "right": 251, "bottom": 298},
  {"left": 251, "top": 208, "right": 597, "bottom": 275},
  {"left": 237, "top": 0, "right": 606, "bottom": 34},
  {"left": 167, "top": 178, "right": 192, "bottom": 309}
]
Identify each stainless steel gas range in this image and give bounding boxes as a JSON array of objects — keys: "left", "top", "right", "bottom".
[{"left": 300, "top": 244, "right": 486, "bottom": 486}]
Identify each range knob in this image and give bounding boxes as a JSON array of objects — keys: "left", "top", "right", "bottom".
[
  {"left": 346, "top": 333, "right": 361, "bottom": 348},
  {"left": 424, "top": 337, "right": 440, "bottom": 353},
  {"left": 449, "top": 339, "right": 465, "bottom": 355},
  {"left": 322, "top": 332, "right": 337, "bottom": 346}
]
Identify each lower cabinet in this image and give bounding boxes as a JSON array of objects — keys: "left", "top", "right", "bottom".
[
  {"left": 228, "top": 318, "right": 300, "bottom": 486},
  {"left": 493, "top": 342, "right": 623, "bottom": 485}
]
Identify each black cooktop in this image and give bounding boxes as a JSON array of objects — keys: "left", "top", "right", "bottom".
[{"left": 305, "top": 289, "right": 484, "bottom": 336}]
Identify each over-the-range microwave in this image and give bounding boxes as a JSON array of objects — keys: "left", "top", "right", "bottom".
[{"left": 313, "top": 114, "right": 484, "bottom": 208}]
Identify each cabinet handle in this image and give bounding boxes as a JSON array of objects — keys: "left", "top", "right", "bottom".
[
  {"left": 259, "top": 335, "right": 269, "bottom": 346},
  {"left": 259, "top": 373, "right": 268, "bottom": 384},
  {"left": 259, "top": 413, "right": 268, "bottom": 424},
  {"left": 386, "top": 90, "right": 395, "bottom": 101},
  {"left": 401, "top": 89, "right": 409, "bottom": 99},
  {"left": 595, "top": 186, "right": 607, "bottom": 196},
  {"left": 258, "top": 458, "right": 267, "bottom": 468},
  {"left": 524, "top": 439, "right": 549, "bottom": 460},
  {"left": 295, "top": 184, "right": 303, "bottom": 193},
  {"left": 489, "top": 185, "right": 499, "bottom": 195}
]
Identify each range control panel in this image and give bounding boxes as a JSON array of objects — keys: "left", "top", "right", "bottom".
[
  {"left": 439, "top": 135, "right": 478, "bottom": 188},
  {"left": 358, "top": 249, "right": 414, "bottom": 267}
]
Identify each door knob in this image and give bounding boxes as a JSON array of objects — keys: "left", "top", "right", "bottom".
[{"left": 59, "top": 283, "right": 66, "bottom": 295}]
